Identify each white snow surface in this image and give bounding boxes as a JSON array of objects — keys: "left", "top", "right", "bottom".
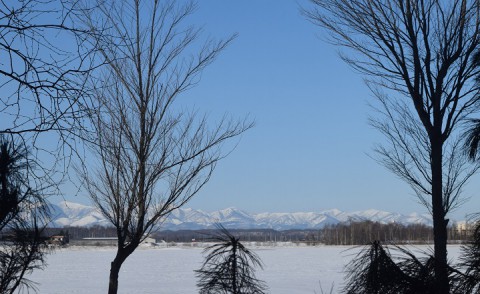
[
  {"left": 49, "top": 201, "right": 433, "bottom": 230},
  {"left": 19, "top": 244, "right": 462, "bottom": 294}
]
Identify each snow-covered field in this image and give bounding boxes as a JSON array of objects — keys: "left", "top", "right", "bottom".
[{"left": 19, "top": 244, "right": 462, "bottom": 294}]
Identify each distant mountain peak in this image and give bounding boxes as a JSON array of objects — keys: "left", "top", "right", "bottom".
[{"left": 48, "top": 201, "right": 433, "bottom": 230}]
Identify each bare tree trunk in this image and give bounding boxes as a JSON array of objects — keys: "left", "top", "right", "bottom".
[
  {"left": 108, "top": 261, "right": 120, "bottom": 294},
  {"left": 305, "top": 0, "right": 480, "bottom": 291},
  {"left": 431, "top": 136, "right": 449, "bottom": 294},
  {"left": 108, "top": 248, "right": 134, "bottom": 294}
]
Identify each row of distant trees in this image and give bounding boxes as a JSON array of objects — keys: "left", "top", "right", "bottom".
[
  {"left": 40, "top": 219, "right": 473, "bottom": 246},
  {"left": 321, "top": 222, "right": 433, "bottom": 245},
  {"left": 320, "top": 221, "right": 472, "bottom": 246}
]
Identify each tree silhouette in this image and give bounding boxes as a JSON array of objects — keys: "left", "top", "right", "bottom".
[
  {"left": 0, "top": 137, "right": 48, "bottom": 294},
  {"left": 78, "top": 1, "right": 251, "bottom": 293},
  {"left": 463, "top": 51, "right": 480, "bottom": 161},
  {"left": 343, "top": 241, "right": 460, "bottom": 294},
  {"left": 196, "top": 224, "right": 268, "bottom": 294},
  {"left": 305, "top": 1, "right": 480, "bottom": 292}
]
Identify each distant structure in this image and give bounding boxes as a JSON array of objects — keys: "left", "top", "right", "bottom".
[
  {"left": 456, "top": 221, "right": 468, "bottom": 232},
  {"left": 69, "top": 235, "right": 156, "bottom": 246},
  {"left": 142, "top": 236, "right": 156, "bottom": 244},
  {"left": 48, "top": 235, "right": 68, "bottom": 246}
]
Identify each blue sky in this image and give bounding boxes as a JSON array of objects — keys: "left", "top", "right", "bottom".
[{"left": 61, "top": 0, "right": 480, "bottom": 220}]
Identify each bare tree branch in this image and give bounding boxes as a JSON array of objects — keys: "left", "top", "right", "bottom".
[
  {"left": 77, "top": 1, "right": 252, "bottom": 293},
  {"left": 305, "top": 1, "right": 480, "bottom": 292}
]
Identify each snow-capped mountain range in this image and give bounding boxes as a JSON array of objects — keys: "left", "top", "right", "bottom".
[{"left": 48, "top": 201, "right": 433, "bottom": 230}]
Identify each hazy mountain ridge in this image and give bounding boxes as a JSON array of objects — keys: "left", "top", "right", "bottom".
[{"left": 49, "top": 201, "right": 433, "bottom": 230}]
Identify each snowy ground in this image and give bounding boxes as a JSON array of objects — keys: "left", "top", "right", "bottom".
[{"left": 19, "top": 244, "right": 462, "bottom": 294}]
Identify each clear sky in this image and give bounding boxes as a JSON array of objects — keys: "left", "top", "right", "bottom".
[{"left": 61, "top": 0, "right": 480, "bottom": 220}]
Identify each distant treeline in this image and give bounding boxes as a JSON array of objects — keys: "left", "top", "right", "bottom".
[
  {"left": 322, "top": 221, "right": 435, "bottom": 245},
  {"left": 41, "top": 220, "right": 472, "bottom": 245},
  {"left": 316, "top": 221, "right": 469, "bottom": 245},
  {"left": 153, "top": 229, "right": 317, "bottom": 243},
  {"left": 42, "top": 226, "right": 117, "bottom": 240},
  {"left": 42, "top": 227, "right": 319, "bottom": 243}
]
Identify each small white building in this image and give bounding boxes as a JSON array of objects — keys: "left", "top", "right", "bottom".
[{"left": 142, "top": 236, "right": 156, "bottom": 244}]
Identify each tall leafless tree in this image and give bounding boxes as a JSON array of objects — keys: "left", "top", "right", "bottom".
[
  {"left": 305, "top": 1, "right": 480, "bottom": 292},
  {"left": 79, "top": 1, "right": 252, "bottom": 293}
]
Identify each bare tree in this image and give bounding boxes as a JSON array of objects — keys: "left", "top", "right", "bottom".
[
  {"left": 196, "top": 224, "right": 268, "bottom": 294},
  {"left": 305, "top": 1, "right": 480, "bottom": 292},
  {"left": 79, "top": 1, "right": 252, "bottom": 293}
]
